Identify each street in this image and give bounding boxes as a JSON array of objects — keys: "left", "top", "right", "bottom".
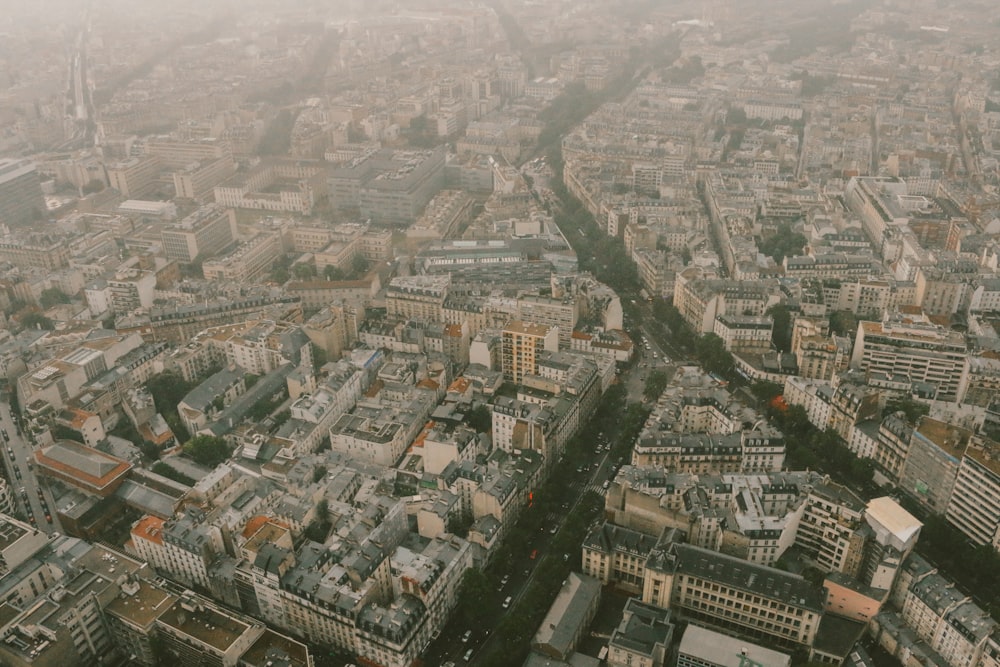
[{"left": 0, "top": 403, "right": 62, "bottom": 534}]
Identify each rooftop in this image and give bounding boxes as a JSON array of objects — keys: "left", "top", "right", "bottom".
[
  {"left": 158, "top": 599, "right": 251, "bottom": 652},
  {"left": 678, "top": 623, "right": 791, "bottom": 666},
  {"left": 33, "top": 440, "right": 132, "bottom": 491},
  {"left": 104, "top": 579, "right": 178, "bottom": 629},
  {"left": 672, "top": 543, "right": 825, "bottom": 612}
]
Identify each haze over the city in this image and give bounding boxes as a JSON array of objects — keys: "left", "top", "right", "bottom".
[{"left": 0, "top": 2, "right": 998, "bottom": 667}]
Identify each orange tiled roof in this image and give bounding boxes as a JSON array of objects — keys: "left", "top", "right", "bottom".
[{"left": 132, "top": 515, "right": 165, "bottom": 545}]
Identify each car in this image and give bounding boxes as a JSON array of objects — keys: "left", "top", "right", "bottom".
[
  {"left": 463, "top": 649, "right": 474, "bottom": 662},
  {"left": 529, "top": 549, "right": 538, "bottom": 560},
  {"left": 13, "top": 468, "right": 20, "bottom": 480},
  {"left": 461, "top": 630, "right": 471, "bottom": 643},
  {"left": 6, "top": 446, "right": 12, "bottom": 455},
  {"left": 501, "top": 574, "right": 510, "bottom": 586},
  {"left": 44, "top": 514, "right": 52, "bottom": 523},
  {"left": 549, "top": 525, "right": 558, "bottom": 535},
  {"left": 502, "top": 596, "right": 512, "bottom": 609},
  {"left": 602, "top": 480, "right": 611, "bottom": 490}
]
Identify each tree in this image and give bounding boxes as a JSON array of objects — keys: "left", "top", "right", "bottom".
[
  {"left": 21, "top": 312, "right": 54, "bottom": 330},
  {"left": 694, "top": 333, "right": 734, "bottom": 376},
  {"left": 350, "top": 254, "right": 370, "bottom": 277},
  {"left": 323, "top": 265, "right": 345, "bottom": 281},
  {"left": 312, "top": 465, "right": 328, "bottom": 483},
  {"left": 293, "top": 263, "right": 317, "bottom": 280},
  {"left": 51, "top": 424, "right": 80, "bottom": 441},
  {"left": 643, "top": 370, "right": 669, "bottom": 401},
  {"left": 828, "top": 310, "right": 857, "bottom": 337},
  {"left": 758, "top": 223, "right": 808, "bottom": 264},
  {"left": 258, "top": 108, "right": 298, "bottom": 156},
  {"left": 147, "top": 372, "right": 197, "bottom": 414},
  {"left": 183, "top": 435, "right": 232, "bottom": 467},
  {"left": 884, "top": 396, "right": 929, "bottom": 424},
  {"left": 82, "top": 178, "right": 106, "bottom": 194},
  {"left": 151, "top": 462, "right": 195, "bottom": 486},
  {"left": 455, "top": 569, "right": 493, "bottom": 626},
  {"left": 766, "top": 304, "right": 792, "bottom": 352},
  {"left": 446, "top": 509, "right": 474, "bottom": 538},
  {"left": 465, "top": 404, "right": 492, "bottom": 433},
  {"left": 39, "top": 288, "right": 69, "bottom": 309}
]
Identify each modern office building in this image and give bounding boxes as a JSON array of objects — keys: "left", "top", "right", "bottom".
[
  {"left": 173, "top": 155, "right": 237, "bottom": 200},
  {"left": 202, "top": 232, "right": 283, "bottom": 283},
  {"left": 642, "top": 542, "right": 825, "bottom": 649},
  {"left": 0, "top": 158, "right": 46, "bottom": 226},
  {"left": 160, "top": 204, "right": 237, "bottom": 263},
  {"left": 107, "top": 155, "right": 162, "bottom": 199},
  {"left": 329, "top": 146, "right": 446, "bottom": 225}
]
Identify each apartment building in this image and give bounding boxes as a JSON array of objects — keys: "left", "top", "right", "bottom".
[
  {"left": 148, "top": 293, "right": 302, "bottom": 344},
  {"left": 131, "top": 509, "right": 225, "bottom": 590},
  {"left": 0, "top": 234, "right": 70, "bottom": 270},
  {"left": 898, "top": 417, "right": 972, "bottom": 514},
  {"left": 606, "top": 599, "right": 674, "bottom": 667},
  {"left": 501, "top": 320, "right": 559, "bottom": 383},
  {"left": 851, "top": 311, "right": 969, "bottom": 401},
  {"left": 386, "top": 274, "right": 451, "bottom": 322},
  {"left": 945, "top": 439, "right": 1000, "bottom": 549},
  {"left": 107, "top": 267, "right": 157, "bottom": 313},
  {"left": 582, "top": 523, "right": 661, "bottom": 591},
  {"left": 712, "top": 315, "right": 773, "bottom": 355}
]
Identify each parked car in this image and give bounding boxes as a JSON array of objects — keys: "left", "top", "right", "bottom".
[{"left": 502, "top": 596, "right": 512, "bottom": 609}]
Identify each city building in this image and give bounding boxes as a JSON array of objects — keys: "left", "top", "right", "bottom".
[
  {"left": 107, "top": 155, "right": 162, "bottom": 199},
  {"left": 676, "top": 623, "right": 791, "bottom": 667},
  {"left": 851, "top": 311, "right": 970, "bottom": 401},
  {"left": 160, "top": 204, "right": 238, "bottom": 263},
  {"left": 501, "top": 320, "right": 559, "bottom": 383},
  {"left": 202, "top": 232, "right": 283, "bottom": 284},
  {"left": 0, "top": 158, "right": 46, "bottom": 226}
]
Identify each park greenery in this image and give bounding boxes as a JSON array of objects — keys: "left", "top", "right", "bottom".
[
  {"left": 183, "top": 434, "right": 233, "bottom": 467},
  {"left": 643, "top": 370, "right": 669, "bottom": 401},
  {"left": 20, "top": 312, "right": 54, "bottom": 330},
  {"left": 147, "top": 371, "right": 196, "bottom": 442},
  {"left": 151, "top": 462, "right": 196, "bottom": 486},
  {"left": 758, "top": 223, "right": 808, "bottom": 264}
]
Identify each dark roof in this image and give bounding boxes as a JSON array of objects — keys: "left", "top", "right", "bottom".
[{"left": 672, "top": 543, "right": 825, "bottom": 612}]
